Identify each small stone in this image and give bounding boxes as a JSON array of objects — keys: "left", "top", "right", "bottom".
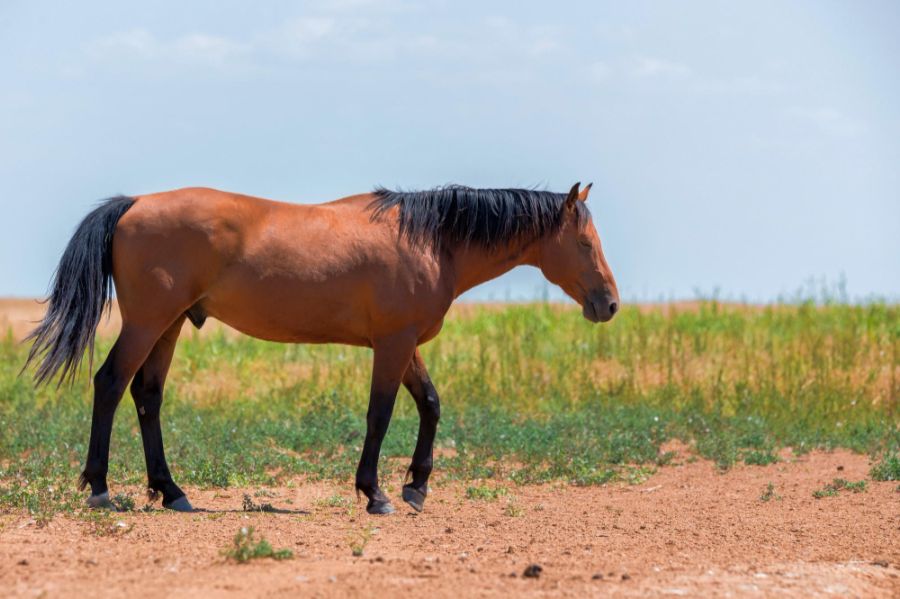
[
  {"left": 621, "top": 573, "right": 631, "bottom": 581},
  {"left": 592, "top": 573, "right": 604, "bottom": 580},
  {"left": 523, "top": 564, "right": 543, "bottom": 578},
  {"left": 836, "top": 465, "right": 844, "bottom": 471},
  {"left": 872, "top": 560, "right": 889, "bottom": 568},
  {"left": 17, "top": 559, "right": 28, "bottom": 566}
]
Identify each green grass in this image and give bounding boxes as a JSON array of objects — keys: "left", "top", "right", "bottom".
[{"left": 1, "top": 300, "right": 897, "bottom": 515}]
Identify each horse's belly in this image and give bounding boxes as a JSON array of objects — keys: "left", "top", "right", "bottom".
[{"left": 200, "top": 274, "right": 373, "bottom": 346}]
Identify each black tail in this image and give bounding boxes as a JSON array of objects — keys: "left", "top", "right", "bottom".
[{"left": 24, "top": 196, "right": 135, "bottom": 386}]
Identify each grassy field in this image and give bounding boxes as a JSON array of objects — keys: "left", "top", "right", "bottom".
[{"left": 1, "top": 301, "right": 897, "bottom": 517}]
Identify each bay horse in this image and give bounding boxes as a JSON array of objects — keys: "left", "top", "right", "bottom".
[{"left": 25, "top": 183, "right": 619, "bottom": 514}]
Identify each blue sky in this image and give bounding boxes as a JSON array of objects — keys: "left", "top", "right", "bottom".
[{"left": 1, "top": 1, "right": 898, "bottom": 302}]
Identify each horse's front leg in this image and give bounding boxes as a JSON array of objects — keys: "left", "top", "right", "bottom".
[
  {"left": 400, "top": 349, "right": 440, "bottom": 512},
  {"left": 355, "top": 332, "right": 417, "bottom": 515}
]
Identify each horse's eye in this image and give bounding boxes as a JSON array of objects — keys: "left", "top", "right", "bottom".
[{"left": 578, "top": 238, "right": 592, "bottom": 248}]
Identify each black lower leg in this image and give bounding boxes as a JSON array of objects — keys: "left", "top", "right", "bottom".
[
  {"left": 131, "top": 369, "right": 184, "bottom": 505},
  {"left": 402, "top": 365, "right": 440, "bottom": 511},
  {"left": 355, "top": 390, "right": 398, "bottom": 514},
  {"left": 407, "top": 391, "right": 440, "bottom": 490},
  {"left": 80, "top": 362, "right": 127, "bottom": 498}
]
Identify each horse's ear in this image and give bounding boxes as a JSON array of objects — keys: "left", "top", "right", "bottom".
[
  {"left": 578, "top": 182, "right": 592, "bottom": 202},
  {"left": 565, "top": 182, "right": 581, "bottom": 211}
]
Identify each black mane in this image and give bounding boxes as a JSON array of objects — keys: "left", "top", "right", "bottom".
[{"left": 370, "top": 185, "right": 588, "bottom": 250}]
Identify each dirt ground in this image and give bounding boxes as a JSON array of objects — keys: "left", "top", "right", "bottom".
[{"left": 1, "top": 447, "right": 897, "bottom": 598}]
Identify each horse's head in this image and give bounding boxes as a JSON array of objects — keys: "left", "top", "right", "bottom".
[{"left": 537, "top": 182, "right": 620, "bottom": 323}]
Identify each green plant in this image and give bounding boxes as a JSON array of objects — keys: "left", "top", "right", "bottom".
[
  {"left": 79, "top": 510, "right": 132, "bottom": 537},
  {"left": 870, "top": 453, "right": 900, "bottom": 481},
  {"left": 504, "top": 500, "right": 523, "bottom": 517},
  {"left": 743, "top": 450, "right": 779, "bottom": 466},
  {"left": 111, "top": 493, "right": 135, "bottom": 512},
  {"left": 465, "top": 484, "right": 509, "bottom": 501},
  {"left": 347, "top": 524, "right": 374, "bottom": 557},
  {"left": 759, "top": 482, "right": 781, "bottom": 502},
  {"left": 813, "top": 478, "right": 867, "bottom": 499},
  {"left": 223, "top": 527, "right": 292, "bottom": 563},
  {"left": 315, "top": 494, "right": 350, "bottom": 508}
]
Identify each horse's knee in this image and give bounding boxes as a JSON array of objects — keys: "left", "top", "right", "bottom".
[{"left": 421, "top": 388, "right": 441, "bottom": 426}]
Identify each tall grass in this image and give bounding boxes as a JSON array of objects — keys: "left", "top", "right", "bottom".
[{"left": 1, "top": 300, "right": 897, "bottom": 514}]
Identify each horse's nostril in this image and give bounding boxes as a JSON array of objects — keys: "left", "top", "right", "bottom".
[{"left": 609, "top": 302, "right": 618, "bottom": 316}]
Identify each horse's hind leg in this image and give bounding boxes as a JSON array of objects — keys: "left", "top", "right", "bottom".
[
  {"left": 400, "top": 349, "right": 440, "bottom": 512},
  {"left": 129, "top": 315, "right": 192, "bottom": 511},
  {"left": 79, "top": 324, "right": 164, "bottom": 508}
]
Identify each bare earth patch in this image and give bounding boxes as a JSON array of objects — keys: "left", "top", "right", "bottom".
[{"left": 1, "top": 450, "right": 897, "bottom": 598}]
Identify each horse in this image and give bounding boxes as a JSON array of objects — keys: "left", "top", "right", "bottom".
[{"left": 24, "top": 182, "right": 619, "bottom": 514}]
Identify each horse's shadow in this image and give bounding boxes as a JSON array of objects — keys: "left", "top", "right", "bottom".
[{"left": 187, "top": 507, "right": 312, "bottom": 515}]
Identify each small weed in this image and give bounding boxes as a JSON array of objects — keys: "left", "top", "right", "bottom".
[
  {"left": 79, "top": 510, "right": 132, "bottom": 537},
  {"left": 759, "top": 482, "right": 781, "bottom": 502},
  {"left": 29, "top": 493, "right": 56, "bottom": 528},
  {"left": 465, "top": 484, "right": 509, "bottom": 501},
  {"left": 504, "top": 500, "right": 523, "bottom": 517},
  {"left": 624, "top": 466, "right": 656, "bottom": 485},
  {"left": 111, "top": 493, "right": 135, "bottom": 512},
  {"left": 813, "top": 486, "right": 838, "bottom": 499},
  {"left": 223, "top": 526, "right": 292, "bottom": 563},
  {"left": 813, "top": 478, "right": 867, "bottom": 499},
  {"left": 347, "top": 524, "right": 375, "bottom": 557},
  {"left": 242, "top": 494, "right": 275, "bottom": 513},
  {"left": 655, "top": 451, "right": 678, "bottom": 466},
  {"left": 315, "top": 494, "right": 350, "bottom": 508},
  {"left": 743, "top": 450, "right": 779, "bottom": 466},
  {"left": 870, "top": 453, "right": 900, "bottom": 481},
  {"left": 840, "top": 479, "right": 867, "bottom": 492}
]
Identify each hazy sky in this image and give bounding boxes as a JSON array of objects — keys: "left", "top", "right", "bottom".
[{"left": 1, "top": 1, "right": 898, "bottom": 302}]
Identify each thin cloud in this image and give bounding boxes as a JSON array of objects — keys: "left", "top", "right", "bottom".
[
  {"left": 89, "top": 29, "right": 250, "bottom": 69},
  {"left": 632, "top": 56, "right": 691, "bottom": 78}
]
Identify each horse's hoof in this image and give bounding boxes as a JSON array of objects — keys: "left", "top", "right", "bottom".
[
  {"left": 366, "top": 500, "right": 395, "bottom": 515},
  {"left": 86, "top": 491, "right": 114, "bottom": 510},
  {"left": 163, "top": 495, "right": 194, "bottom": 512},
  {"left": 401, "top": 485, "right": 426, "bottom": 512}
]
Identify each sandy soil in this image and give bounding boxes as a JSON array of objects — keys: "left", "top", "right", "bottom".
[{"left": 1, "top": 448, "right": 897, "bottom": 598}]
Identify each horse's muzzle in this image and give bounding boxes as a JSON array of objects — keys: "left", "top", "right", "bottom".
[{"left": 582, "top": 291, "right": 619, "bottom": 323}]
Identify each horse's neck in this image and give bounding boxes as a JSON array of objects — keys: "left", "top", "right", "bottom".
[{"left": 449, "top": 240, "right": 540, "bottom": 298}]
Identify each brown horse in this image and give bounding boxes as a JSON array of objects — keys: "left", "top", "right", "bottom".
[{"left": 25, "top": 183, "right": 618, "bottom": 514}]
